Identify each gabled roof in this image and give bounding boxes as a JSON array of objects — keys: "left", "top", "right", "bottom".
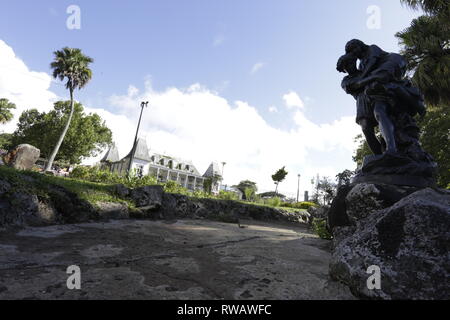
[
  {"left": 101, "top": 143, "right": 120, "bottom": 163},
  {"left": 203, "top": 162, "right": 222, "bottom": 177},
  {"left": 125, "top": 138, "right": 152, "bottom": 162}
]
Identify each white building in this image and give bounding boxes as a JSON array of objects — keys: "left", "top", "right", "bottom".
[{"left": 101, "top": 139, "right": 222, "bottom": 193}]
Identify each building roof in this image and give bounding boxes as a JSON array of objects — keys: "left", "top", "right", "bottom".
[
  {"left": 125, "top": 138, "right": 152, "bottom": 162},
  {"left": 101, "top": 143, "right": 120, "bottom": 163},
  {"left": 203, "top": 162, "right": 222, "bottom": 177}
]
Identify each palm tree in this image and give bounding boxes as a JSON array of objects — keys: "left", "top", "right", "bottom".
[
  {"left": 0, "top": 98, "right": 16, "bottom": 124},
  {"left": 396, "top": 1, "right": 450, "bottom": 105},
  {"left": 44, "top": 48, "right": 93, "bottom": 172},
  {"left": 400, "top": 0, "right": 449, "bottom": 14}
]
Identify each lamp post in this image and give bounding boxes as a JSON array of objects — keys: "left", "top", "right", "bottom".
[
  {"left": 296, "top": 174, "right": 301, "bottom": 203},
  {"left": 127, "top": 101, "right": 148, "bottom": 177},
  {"left": 221, "top": 162, "right": 226, "bottom": 191}
]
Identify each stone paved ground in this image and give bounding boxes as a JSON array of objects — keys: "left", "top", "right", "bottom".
[{"left": 0, "top": 219, "right": 355, "bottom": 300}]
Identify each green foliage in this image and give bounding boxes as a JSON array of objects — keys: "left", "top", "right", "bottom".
[
  {"left": 281, "top": 201, "right": 318, "bottom": 210},
  {"left": 71, "top": 166, "right": 158, "bottom": 189},
  {"left": 235, "top": 180, "right": 258, "bottom": 200},
  {"left": 164, "top": 180, "right": 189, "bottom": 195},
  {"left": 266, "top": 197, "right": 281, "bottom": 207},
  {"left": 203, "top": 174, "right": 222, "bottom": 194},
  {"left": 396, "top": 13, "right": 450, "bottom": 106},
  {"left": 243, "top": 187, "right": 256, "bottom": 202},
  {"left": 336, "top": 169, "right": 354, "bottom": 186},
  {"left": 12, "top": 101, "right": 112, "bottom": 164},
  {"left": 218, "top": 190, "right": 239, "bottom": 201},
  {"left": 258, "top": 191, "right": 286, "bottom": 199},
  {"left": 51, "top": 47, "right": 94, "bottom": 91},
  {"left": 0, "top": 133, "right": 13, "bottom": 150},
  {"left": 312, "top": 219, "right": 333, "bottom": 240},
  {"left": 0, "top": 165, "right": 127, "bottom": 206},
  {"left": 418, "top": 105, "right": 450, "bottom": 188},
  {"left": 272, "top": 166, "right": 288, "bottom": 192},
  {"left": 0, "top": 98, "right": 16, "bottom": 124},
  {"left": 400, "top": 0, "right": 449, "bottom": 15}
]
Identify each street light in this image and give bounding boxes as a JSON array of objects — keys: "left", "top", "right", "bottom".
[
  {"left": 297, "top": 173, "right": 301, "bottom": 202},
  {"left": 127, "top": 101, "right": 149, "bottom": 176}
]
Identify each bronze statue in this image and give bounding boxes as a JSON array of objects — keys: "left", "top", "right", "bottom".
[{"left": 337, "top": 39, "right": 436, "bottom": 187}]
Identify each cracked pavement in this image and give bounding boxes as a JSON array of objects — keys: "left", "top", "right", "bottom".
[{"left": 0, "top": 219, "right": 355, "bottom": 300}]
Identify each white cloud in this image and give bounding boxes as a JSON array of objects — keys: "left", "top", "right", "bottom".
[
  {"left": 250, "top": 62, "right": 265, "bottom": 75},
  {"left": 106, "top": 84, "right": 360, "bottom": 197},
  {"left": 0, "top": 39, "right": 360, "bottom": 199},
  {"left": 268, "top": 106, "right": 278, "bottom": 113},
  {"left": 0, "top": 40, "right": 57, "bottom": 133},
  {"left": 283, "top": 91, "right": 305, "bottom": 109}
]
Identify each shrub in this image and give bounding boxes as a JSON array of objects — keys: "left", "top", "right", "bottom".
[
  {"left": 218, "top": 190, "right": 238, "bottom": 201},
  {"left": 164, "top": 180, "right": 189, "bottom": 195},
  {"left": 71, "top": 166, "right": 157, "bottom": 188},
  {"left": 266, "top": 197, "right": 281, "bottom": 207},
  {"left": 312, "top": 219, "right": 332, "bottom": 240}
]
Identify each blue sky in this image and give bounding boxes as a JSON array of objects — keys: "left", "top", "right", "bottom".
[{"left": 0, "top": 1, "right": 421, "bottom": 196}]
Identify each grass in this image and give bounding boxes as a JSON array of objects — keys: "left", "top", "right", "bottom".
[
  {"left": 0, "top": 166, "right": 133, "bottom": 208},
  {"left": 0, "top": 166, "right": 310, "bottom": 215}
]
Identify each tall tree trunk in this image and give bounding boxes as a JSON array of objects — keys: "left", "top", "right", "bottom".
[
  {"left": 44, "top": 88, "right": 75, "bottom": 172},
  {"left": 275, "top": 183, "right": 278, "bottom": 194}
]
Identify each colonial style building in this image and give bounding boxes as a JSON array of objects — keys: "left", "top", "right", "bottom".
[{"left": 100, "top": 139, "right": 222, "bottom": 193}]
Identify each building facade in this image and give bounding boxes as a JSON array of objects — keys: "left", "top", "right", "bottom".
[{"left": 101, "top": 139, "right": 222, "bottom": 193}]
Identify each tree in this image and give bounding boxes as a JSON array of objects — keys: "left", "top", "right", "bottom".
[
  {"left": 243, "top": 187, "right": 256, "bottom": 202},
  {"left": 0, "top": 98, "right": 16, "bottom": 124},
  {"left": 272, "top": 166, "right": 288, "bottom": 193},
  {"left": 12, "top": 101, "right": 112, "bottom": 165},
  {"left": 395, "top": 0, "right": 450, "bottom": 187},
  {"left": 400, "top": 0, "right": 449, "bottom": 15},
  {"left": 397, "top": 0, "right": 450, "bottom": 106},
  {"left": 336, "top": 169, "right": 354, "bottom": 187},
  {"left": 45, "top": 47, "right": 94, "bottom": 172},
  {"left": 203, "top": 174, "right": 222, "bottom": 194},
  {"left": 314, "top": 177, "right": 337, "bottom": 206},
  {"left": 0, "top": 133, "right": 13, "bottom": 150},
  {"left": 234, "top": 180, "right": 258, "bottom": 200},
  {"left": 418, "top": 104, "right": 450, "bottom": 187}
]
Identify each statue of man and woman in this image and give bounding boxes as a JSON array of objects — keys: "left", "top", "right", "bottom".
[{"left": 337, "top": 39, "right": 436, "bottom": 185}]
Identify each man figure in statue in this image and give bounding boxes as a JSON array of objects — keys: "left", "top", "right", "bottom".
[{"left": 337, "top": 39, "right": 426, "bottom": 156}]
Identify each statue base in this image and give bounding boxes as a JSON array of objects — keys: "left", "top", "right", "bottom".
[{"left": 351, "top": 152, "right": 437, "bottom": 188}]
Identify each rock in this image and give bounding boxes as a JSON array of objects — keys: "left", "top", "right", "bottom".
[
  {"left": 96, "top": 202, "right": 129, "bottom": 220},
  {"left": 130, "top": 185, "right": 164, "bottom": 209},
  {"left": 327, "top": 185, "right": 352, "bottom": 230},
  {"left": 114, "top": 184, "right": 130, "bottom": 198},
  {"left": 330, "top": 188, "right": 450, "bottom": 299},
  {"left": 4, "top": 144, "right": 40, "bottom": 170},
  {"left": 328, "top": 183, "right": 421, "bottom": 230},
  {"left": 345, "top": 184, "right": 385, "bottom": 222}
]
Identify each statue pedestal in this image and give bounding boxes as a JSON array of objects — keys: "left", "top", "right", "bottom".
[{"left": 352, "top": 152, "right": 437, "bottom": 188}]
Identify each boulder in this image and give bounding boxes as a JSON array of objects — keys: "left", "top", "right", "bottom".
[
  {"left": 4, "top": 144, "right": 40, "bottom": 170},
  {"left": 96, "top": 202, "right": 129, "bottom": 220},
  {"left": 330, "top": 188, "right": 450, "bottom": 299},
  {"left": 328, "top": 183, "right": 421, "bottom": 230},
  {"left": 114, "top": 184, "right": 130, "bottom": 198},
  {"left": 130, "top": 185, "right": 164, "bottom": 209}
]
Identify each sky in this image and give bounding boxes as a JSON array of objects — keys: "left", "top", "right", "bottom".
[{"left": 0, "top": 0, "right": 421, "bottom": 198}]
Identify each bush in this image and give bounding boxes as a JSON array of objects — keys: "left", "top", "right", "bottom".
[
  {"left": 312, "top": 219, "right": 332, "bottom": 240},
  {"left": 218, "top": 190, "right": 238, "bottom": 201},
  {"left": 71, "top": 166, "right": 157, "bottom": 188},
  {"left": 266, "top": 197, "right": 281, "bottom": 207},
  {"left": 164, "top": 180, "right": 189, "bottom": 195}
]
